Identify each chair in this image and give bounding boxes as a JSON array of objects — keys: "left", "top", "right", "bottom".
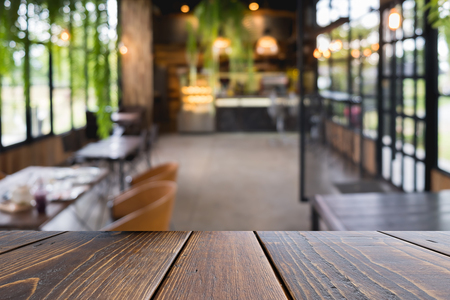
[
  {"left": 110, "top": 180, "right": 176, "bottom": 220},
  {"left": 129, "top": 162, "right": 179, "bottom": 187},
  {"left": 103, "top": 181, "right": 177, "bottom": 231}
]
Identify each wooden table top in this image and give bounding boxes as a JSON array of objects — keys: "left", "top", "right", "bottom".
[
  {"left": 313, "top": 191, "right": 450, "bottom": 230},
  {"left": 1, "top": 231, "right": 450, "bottom": 299},
  {"left": 0, "top": 167, "right": 107, "bottom": 230},
  {"left": 75, "top": 136, "right": 142, "bottom": 160}
]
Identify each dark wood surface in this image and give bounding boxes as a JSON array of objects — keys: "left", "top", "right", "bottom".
[
  {"left": 0, "top": 231, "right": 63, "bottom": 254},
  {"left": 2, "top": 231, "right": 450, "bottom": 299},
  {"left": 312, "top": 191, "right": 450, "bottom": 230},
  {"left": 153, "top": 231, "right": 288, "bottom": 300},
  {"left": 0, "top": 231, "right": 190, "bottom": 299},
  {"left": 0, "top": 167, "right": 108, "bottom": 230},
  {"left": 75, "top": 136, "right": 142, "bottom": 160},
  {"left": 258, "top": 231, "right": 450, "bottom": 299}
]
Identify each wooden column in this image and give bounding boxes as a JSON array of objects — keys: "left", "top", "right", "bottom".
[{"left": 120, "top": 0, "right": 153, "bottom": 126}]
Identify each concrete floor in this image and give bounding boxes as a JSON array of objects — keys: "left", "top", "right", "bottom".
[{"left": 43, "top": 133, "right": 366, "bottom": 231}]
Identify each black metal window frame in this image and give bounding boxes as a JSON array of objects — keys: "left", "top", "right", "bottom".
[{"left": 377, "top": 0, "right": 438, "bottom": 192}]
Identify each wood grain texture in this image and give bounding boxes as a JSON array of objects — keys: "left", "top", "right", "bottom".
[
  {"left": 0, "top": 231, "right": 190, "bottom": 299},
  {"left": 153, "top": 231, "right": 288, "bottom": 300},
  {"left": 0, "top": 231, "right": 63, "bottom": 254},
  {"left": 258, "top": 231, "right": 450, "bottom": 299},
  {"left": 382, "top": 231, "right": 450, "bottom": 257},
  {"left": 120, "top": 0, "right": 153, "bottom": 126},
  {"left": 313, "top": 191, "right": 450, "bottom": 230}
]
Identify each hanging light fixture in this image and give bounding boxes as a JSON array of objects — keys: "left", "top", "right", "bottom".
[
  {"left": 213, "top": 36, "right": 231, "bottom": 50},
  {"left": 256, "top": 29, "right": 278, "bottom": 56},
  {"left": 351, "top": 49, "right": 360, "bottom": 59},
  {"left": 323, "top": 50, "right": 331, "bottom": 59},
  {"left": 249, "top": 2, "right": 259, "bottom": 11},
  {"left": 388, "top": 8, "right": 401, "bottom": 30},
  {"left": 181, "top": 5, "right": 190, "bottom": 13}
]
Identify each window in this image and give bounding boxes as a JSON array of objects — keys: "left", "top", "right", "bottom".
[
  {"left": 438, "top": 27, "right": 450, "bottom": 173},
  {"left": 379, "top": 0, "right": 427, "bottom": 192},
  {"left": 0, "top": 0, "right": 118, "bottom": 148}
]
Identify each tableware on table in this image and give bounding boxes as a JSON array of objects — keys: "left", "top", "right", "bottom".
[
  {"left": 11, "top": 185, "right": 33, "bottom": 206},
  {"left": 34, "top": 179, "right": 47, "bottom": 214}
]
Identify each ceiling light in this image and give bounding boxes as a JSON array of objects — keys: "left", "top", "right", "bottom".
[
  {"left": 323, "top": 50, "right": 330, "bottom": 59},
  {"left": 256, "top": 33, "right": 278, "bottom": 56},
  {"left": 119, "top": 42, "right": 128, "bottom": 55},
  {"left": 181, "top": 5, "right": 190, "bottom": 13},
  {"left": 351, "top": 49, "right": 360, "bottom": 58},
  {"left": 249, "top": 2, "right": 259, "bottom": 11},
  {"left": 213, "top": 36, "right": 231, "bottom": 50},
  {"left": 388, "top": 8, "right": 401, "bottom": 31}
]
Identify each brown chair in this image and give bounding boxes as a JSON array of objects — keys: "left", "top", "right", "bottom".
[
  {"left": 110, "top": 180, "right": 177, "bottom": 220},
  {"left": 129, "top": 162, "right": 179, "bottom": 186},
  {"left": 104, "top": 181, "right": 177, "bottom": 231}
]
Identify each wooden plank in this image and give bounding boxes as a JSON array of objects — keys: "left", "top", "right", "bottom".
[
  {"left": 382, "top": 231, "right": 450, "bottom": 257},
  {"left": 153, "top": 231, "right": 288, "bottom": 300},
  {"left": 0, "top": 231, "right": 190, "bottom": 299},
  {"left": 258, "top": 231, "right": 450, "bottom": 299},
  {"left": 0, "top": 231, "right": 64, "bottom": 254}
]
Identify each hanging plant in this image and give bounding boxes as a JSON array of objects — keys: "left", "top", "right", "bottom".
[{"left": 193, "top": 0, "right": 254, "bottom": 90}]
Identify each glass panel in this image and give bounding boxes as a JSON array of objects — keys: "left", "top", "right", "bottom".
[
  {"left": 53, "top": 47, "right": 71, "bottom": 135},
  {"left": 382, "top": 79, "right": 390, "bottom": 110},
  {"left": 416, "top": 162, "right": 425, "bottom": 192},
  {"left": 402, "top": 0, "right": 415, "bottom": 37},
  {"left": 382, "top": 146, "right": 391, "bottom": 180},
  {"left": 30, "top": 44, "right": 51, "bottom": 137},
  {"left": 363, "top": 98, "right": 377, "bottom": 138},
  {"left": 331, "top": 61, "right": 347, "bottom": 92},
  {"left": 403, "top": 39, "right": 415, "bottom": 77},
  {"left": 403, "top": 117, "right": 414, "bottom": 156},
  {"left": 416, "top": 36, "right": 425, "bottom": 76},
  {"left": 417, "top": 79, "right": 426, "bottom": 118},
  {"left": 438, "top": 96, "right": 450, "bottom": 172},
  {"left": 383, "top": 44, "right": 393, "bottom": 76},
  {"left": 395, "top": 41, "right": 403, "bottom": 75},
  {"left": 403, "top": 79, "right": 414, "bottom": 116},
  {"left": 438, "top": 28, "right": 450, "bottom": 95},
  {"left": 416, "top": 0, "right": 425, "bottom": 35},
  {"left": 403, "top": 156, "right": 415, "bottom": 192},
  {"left": 392, "top": 152, "right": 403, "bottom": 187},
  {"left": 382, "top": 114, "right": 391, "bottom": 145},
  {"left": 1, "top": 51, "right": 27, "bottom": 146},
  {"left": 396, "top": 116, "right": 403, "bottom": 150},
  {"left": 72, "top": 50, "right": 86, "bottom": 128},
  {"left": 416, "top": 121, "right": 426, "bottom": 160}
]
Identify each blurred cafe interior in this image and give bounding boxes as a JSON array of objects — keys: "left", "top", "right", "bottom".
[{"left": 0, "top": 0, "right": 449, "bottom": 232}]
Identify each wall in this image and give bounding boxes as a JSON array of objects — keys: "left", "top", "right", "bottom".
[
  {"left": 431, "top": 169, "right": 450, "bottom": 191},
  {"left": 120, "top": 0, "right": 153, "bottom": 126}
]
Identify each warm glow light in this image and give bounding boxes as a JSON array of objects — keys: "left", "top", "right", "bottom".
[
  {"left": 363, "top": 49, "right": 372, "bottom": 57},
  {"left": 61, "top": 30, "right": 70, "bottom": 41},
  {"left": 388, "top": 8, "right": 401, "bottom": 30},
  {"left": 313, "top": 48, "right": 322, "bottom": 59},
  {"left": 256, "top": 35, "right": 278, "bottom": 55},
  {"left": 329, "top": 39, "right": 343, "bottom": 52},
  {"left": 119, "top": 42, "right": 128, "bottom": 55},
  {"left": 213, "top": 36, "right": 231, "bottom": 49},
  {"left": 323, "top": 50, "right": 331, "bottom": 59},
  {"left": 182, "top": 86, "right": 213, "bottom": 95},
  {"left": 371, "top": 43, "right": 379, "bottom": 51},
  {"left": 181, "top": 5, "right": 190, "bottom": 13},
  {"left": 351, "top": 49, "right": 360, "bottom": 58},
  {"left": 249, "top": 2, "right": 259, "bottom": 11}
]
